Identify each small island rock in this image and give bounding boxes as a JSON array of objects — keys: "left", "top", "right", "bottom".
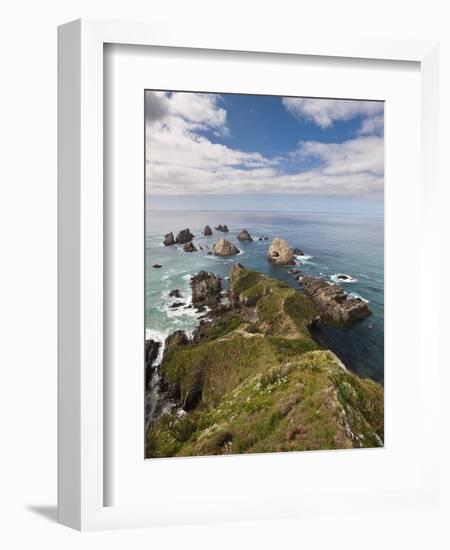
[
  {"left": 152, "top": 264, "right": 162, "bottom": 269},
  {"left": 213, "top": 238, "right": 240, "bottom": 256},
  {"left": 163, "top": 232, "right": 175, "bottom": 246},
  {"left": 183, "top": 242, "right": 197, "bottom": 253},
  {"left": 267, "top": 238, "right": 295, "bottom": 265},
  {"left": 215, "top": 224, "right": 229, "bottom": 232},
  {"left": 237, "top": 229, "right": 253, "bottom": 242},
  {"left": 293, "top": 247, "right": 304, "bottom": 256},
  {"left": 203, "top": 225, "right": 213, "bottom": 236},
  {"left": 176, "top": 228, "right": 194, "bottom": 244}
]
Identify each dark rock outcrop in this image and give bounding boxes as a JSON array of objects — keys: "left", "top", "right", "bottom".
[
  {"left": 215, "top": 224, "right": 229, "bottom": 232},
  {"left": 169, "top": 301, "right": 185, "bottom": 308},
  {"left": 213, "top": 238, "right": 239, "bottom": 256},
  {"left": 176, "top": 228, "right": 194, "bottom": 244},
  {"left": 163, "top": 232, "right": 175, "bottom": 246},
  {"left": 300, "top": 276, "right": 371, "bottom": 325},
  {"left": 237, "top": 229, "right": 253, "bottom": 242},
  {"left": 152, "top": 264, "right": 162, "bottom": 269},
  {"left": 293, "top": 247, "right": 304, "bottom": 256},
  {"left": 165, "top": 330, "right": 189, "bottom": 353},
  {"left": 169, "top": 289, "right": 182, "bottom": 298},
  {"left": 267, "top": 238, "right": 295, "bottom": 265},
  {"left": 191, "top": 271, "right": 222, "bottom": 309},
  {"left": 183, "top": 242, "right": 197, "bottom": 253},
  {"left": 203, "top": 225, "right": 213, "bottom": 236},
  {"left": 145, "top": 339, "right": 161, "bottom": 388},
  {"left": 191, "top": 320, "right": 211, "bottom": 343}
]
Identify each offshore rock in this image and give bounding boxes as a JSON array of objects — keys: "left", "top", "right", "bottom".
[
  {"left": 267, "top": 238, "right": 295, "bottom": 265},
  {"left": 215, "top": 224, "right": 229, "bottom": 232},
  {"left": 183, "top": 242, "right": 197, "bottom": 253},
  {"left": 203, "top": 225, "right": 213, "bottom": 236},
  {"left": 237, "top": 229, "right": 253, "bottom": 241},
  {"left": 213, "top": 238, "right": 239, "bottom": 256},
  {"left": 163, "top": 232, "right": 175, "bottom": 246},
  {"left": 175, "top": 228, "right": 194, "bottom": 244}
]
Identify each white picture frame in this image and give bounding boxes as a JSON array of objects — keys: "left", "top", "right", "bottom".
[{"left": 58, "top": 18, "right": 440, "bottom": 531}]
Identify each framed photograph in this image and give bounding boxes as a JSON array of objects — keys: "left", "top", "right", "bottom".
[{"left": 58, "top": 19, "right": 440, "bottom": 530}]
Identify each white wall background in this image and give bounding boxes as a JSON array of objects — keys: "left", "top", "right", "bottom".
[{"left": 0, "top": 1, "right": 448, "bottom": 548}]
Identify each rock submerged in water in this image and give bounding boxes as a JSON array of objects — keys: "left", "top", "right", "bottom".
[
  {"left": 191, "top": 271, "right": 222, "bottom": 309},
  {"left": 267, "top": 238, "right": 295, "bottom": 265},
  {"left": 169, "top": 289, "right": 182, "bottom": 298},
  {"left": 237, "top": 229, "right": 253, "bottom": 242},
  {"left": 183, "top": 242, "right": 197, "bottom": 253},
  {"left": 293, "top": 247, "right": 304, "bottom": 256},
  {"left": 300, "top": 275, "right": 371, "bottom": 325},
  {"left": 203, "top": 225, "right": 213, "bottom": 236},
  {"left": 152, "top": 264, "right": 162, "bottom": 269},
  {"left": 215, "top": 224, "right": 229, "bottom": 232},
  {"left": 213, "top": 238, "right": 239, "bottom": 256},
  {"left": 163, "top": 232, "right": 175, "bottom": 246},
  {"left": 176, "top": 228, "right": 194, "bottom": 244}
]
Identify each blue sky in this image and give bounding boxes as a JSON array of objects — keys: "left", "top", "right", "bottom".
[{"left": 145, "top": 91, "right": 384, "bottom": 214}]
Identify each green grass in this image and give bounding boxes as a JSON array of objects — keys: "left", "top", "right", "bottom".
[{"left": 146, "top": 267, "right": 384, "bottom": 458}]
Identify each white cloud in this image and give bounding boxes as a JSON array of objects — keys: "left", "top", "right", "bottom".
[
  {"left": 358, "top": 113, "right": 384, "bottom": 136},
  {"left": 145, "top": 92, "right": 384, "bottom": 198},
  {"left": 294, "top": 136, "right": 384, "bottom": 177},
  {"left": 282, "top": 97, "right": 383, "bottom": 130}
]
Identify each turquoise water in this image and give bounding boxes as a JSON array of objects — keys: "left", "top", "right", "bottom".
[{"left": 145, "top": 209, "right": 384, "bottom": 384}]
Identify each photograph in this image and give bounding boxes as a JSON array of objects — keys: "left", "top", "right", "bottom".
[{"left": 144, "top": 90, "right": 384, "bottom": 458}]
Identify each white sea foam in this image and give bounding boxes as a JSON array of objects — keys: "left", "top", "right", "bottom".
[
  {"left": 330, "top": 273, "right": 358, "bottom": 284},
  {"left": 347, "top": 292, "right": 369, "bottom": 303},
  {"left": 295, "top": 254, "right": 313, "bottom": 261}
]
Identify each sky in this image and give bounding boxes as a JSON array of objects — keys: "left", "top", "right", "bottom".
[{"left": 145, "top": 91, "right": 384, "bottom": 214}]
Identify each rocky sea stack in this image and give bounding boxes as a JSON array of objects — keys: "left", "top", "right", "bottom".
[
  {"left": 190, "top": 271, "right": 222, "bottom": 309},
  {"left": 203, "top": 225, "right": 213, "bottom": 236},
  {"left": 163, "top": 232, "right": 175, "bottom": 246},
  {"left": 301, "top": 276, "right": 371, "bottom": 325},
  {"left": 215, "top": 224, "right": 229, "bottom": 232},
  {"left": 213, "top": 238, "right": 240, "bottom": 256},
  {"left": 183, "top": 242, "right": 197, "bottom": 253},
  {"left": 237, "top": 229, "right": 253, "bottom": 242},
  {"left": 176, "top": 228, "right": 194, "bottom": 244},
  {"left": 267, "top": 237, "right": 295, "bottom": 265},
  {"left": 146, "top": 265, "right": 384, "bottom": 458}
]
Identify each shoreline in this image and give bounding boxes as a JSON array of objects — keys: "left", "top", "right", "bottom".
[{"left": 145, "top": 263, "right": 384, "bottom": 458}]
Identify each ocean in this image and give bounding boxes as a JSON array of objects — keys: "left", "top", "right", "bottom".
[{"left": 145, "top": 209, "right": 384, "bottom": 384}]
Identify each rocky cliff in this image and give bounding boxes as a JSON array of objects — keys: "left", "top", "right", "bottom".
[
  {"left": 146, "top": 265, "right": 383, "bottom": 458},
  {"left": 301, "top": 275, "right": 371, "bottom": 325}
]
